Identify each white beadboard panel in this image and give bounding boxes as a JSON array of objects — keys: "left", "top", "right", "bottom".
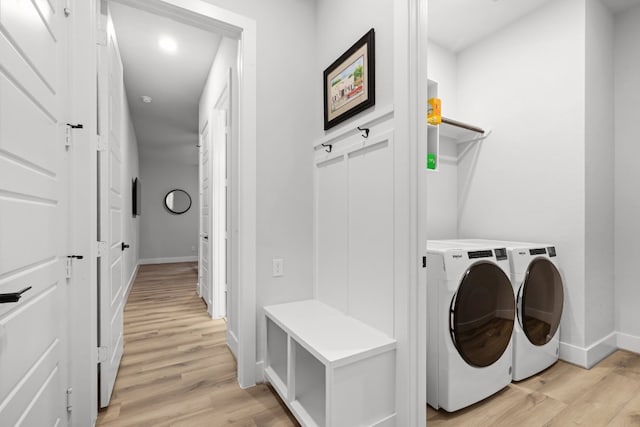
[
  {"left": 0, "top": 156, "right": 57, "bottom": 203},
  {"left": 0, "top": 199, "right": 60, "bottom": 276},
  {"left": 0, "top": 74, "right": 58, "bottom": 175},
  {"left": 0, "top": 259, "right": 60, "bottom": 318},
  {"left": 0, "top": 285, "right": 63, "bottom": 415},
  {"left": 0, "top": 32, "right": 56, "bottom": 122},
  {"left": 347, "top": 136, "right": 394, "bottom": 337},
  {"left": 316, "top": 156, "right": 348, "bottom": 313},
  {"left": 0, "top": 0, "right": 59, "bottom": 91},
  {"left": 0, "top": 345, "right": 63, "bottom": 427}
]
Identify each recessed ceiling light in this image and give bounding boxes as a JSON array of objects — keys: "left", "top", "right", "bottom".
[
  {"left": 141, "top": 95, "right": 152, "bottom": 103},
  {"left": 158, "top": 36, "right": 177, "bottom": 54}
]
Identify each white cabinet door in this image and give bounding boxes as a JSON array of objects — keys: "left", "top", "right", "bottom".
[
  {"left": 0, "top": 0, "right": 69, "bottom": 425},
  {"left": 97, "top": 12, "right": 125, "bottom": 408}
]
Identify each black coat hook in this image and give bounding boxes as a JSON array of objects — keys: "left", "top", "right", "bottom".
[
  {"left": 321, "top": 143, "right": 332, "bottom": 153},
  {"left": 357, "top": 126, "right": 370, "bottom": 138}
]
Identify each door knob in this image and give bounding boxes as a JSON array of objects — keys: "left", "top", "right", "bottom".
[
  {"left": 0, "top": 286, "right": 32, "bottom": 304},
  {"left": 121, "top": 243, "right": 130, "bottom": 251}
]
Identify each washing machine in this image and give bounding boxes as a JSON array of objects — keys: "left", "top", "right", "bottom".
[
  {"left": 453, "top": 239, "right": 564, "bottom": 381},
  {"left": 426, "top": 240, "right": 516, "bottom": 411}
]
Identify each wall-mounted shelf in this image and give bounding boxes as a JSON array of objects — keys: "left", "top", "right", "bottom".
[
  {"left": 427, "top": 79, "right": 489, "bottom": 171},
  {"left": 440, "top": 117, "right": 487, "bottom": 141},
  {"left": 265, "top": 299, "right": 396, "bottom": 427}
]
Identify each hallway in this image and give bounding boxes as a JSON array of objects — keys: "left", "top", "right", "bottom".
[{"left": 96, "top": 262, "right": 297, "bottom": 426}]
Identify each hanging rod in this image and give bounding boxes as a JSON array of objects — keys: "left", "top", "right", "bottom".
[{"left": 441, "top": 117, "right": 485, "bottom": 134}]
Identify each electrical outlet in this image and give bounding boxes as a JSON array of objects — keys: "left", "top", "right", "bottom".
[
  {"left": 191, "top": 246, "right": 196, "bottom": 252},
  {"left": 272, "top": 258, "right": 284, "bottom": 277}
]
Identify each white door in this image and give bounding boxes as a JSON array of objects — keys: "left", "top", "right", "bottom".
[
  {"left": 0, "top": 0, "right": 70, "bottom": 425},
  {"left": 96, "top": 10, "right": 125, "bottom": 408},
  {"left": 199, "top": 122, "right": 212, "bottom": 312},
  {"left": 211, "top": 108, "right": 227, "bottom": 319},
  {"left": 197, "top": 132, "right": 203, "bottom": 297}
]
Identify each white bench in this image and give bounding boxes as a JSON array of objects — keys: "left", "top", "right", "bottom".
[{"left": 264, "top": 299, "right": 397, "bottom": 427}]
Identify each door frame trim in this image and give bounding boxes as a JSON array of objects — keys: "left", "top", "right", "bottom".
[
  {"left": 69, "top": 0, "right": 257, "bottom": 424},
  {"left": 110, "top": 0, "right": 258, "bottom": 390},
  {"left": 68, "top": 1, "right": 99, "bottom": 425}
]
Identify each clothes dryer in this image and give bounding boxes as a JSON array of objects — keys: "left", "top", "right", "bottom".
[
  {"left": 426, "top": 241, "right": 515, "bottom": 411},
  {"left": 454, "top": 239, "right": 564, "bottom": 381}
]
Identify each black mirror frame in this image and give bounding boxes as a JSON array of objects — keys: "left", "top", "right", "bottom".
[{"left": 164, "top": 189, "right": 192, "bottom": 215}]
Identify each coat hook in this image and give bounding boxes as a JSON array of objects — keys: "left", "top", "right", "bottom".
[
  {"left": 357, "top": 126, "right": 370, "bottom": 138},
  {"left": 321, "top": 143, "right": 332, "bottom": 153}
]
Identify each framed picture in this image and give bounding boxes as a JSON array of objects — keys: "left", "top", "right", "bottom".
[{"left": 323, "top": 28, "right": 375, "bottom": 130}]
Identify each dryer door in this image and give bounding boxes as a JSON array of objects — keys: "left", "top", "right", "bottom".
[
  {"left": 518, "top": 258, "right": 564, "bottom": 346},
  {"left": 450, "top": 262, "right": 515, "bottom": 368}
]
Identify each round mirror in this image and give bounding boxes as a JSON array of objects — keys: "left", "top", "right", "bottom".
[{"left": 164, "top": 189, "right": 191, "bottom": 214}]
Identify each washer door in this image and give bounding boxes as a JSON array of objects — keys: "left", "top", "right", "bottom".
[
  {"left": 518, "top": 258, "right": 564, "bottom": 346},
  {"left": 450, "top": 261, "right": 515, "bottom": 368}
]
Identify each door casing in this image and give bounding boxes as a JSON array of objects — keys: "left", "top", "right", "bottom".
[{"left": 68, "top": 1, "right": 258, "bottom": 424}]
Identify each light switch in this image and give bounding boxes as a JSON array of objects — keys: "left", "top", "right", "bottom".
[{"left": 272, "top": 258, "right": 284, "bottom": 277}]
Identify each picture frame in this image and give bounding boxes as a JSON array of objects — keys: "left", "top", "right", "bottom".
[{"left": 323, "top": 28, "right": 375, "bottom": 130}]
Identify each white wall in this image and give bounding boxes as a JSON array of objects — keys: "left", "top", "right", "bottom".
[
  {"left": 314, "top": 0, "right": 394, "bottom": 136},
  {"left": 428, "top": 42, "right": 458, "bottom": 118},
  {"left": 139, "top": 158, "right": 199, "bottom": 262},
  {"left": 585, "top": 0, "right": 615, "bottom": 347},
  {"left": 614, "top": 5, "right": 640, "bottom": 342},
  {"left": 427, "top": 42, "right": 459, "bottom": 240},
  {"left": 200, "top": 0, "right": 316, "bottom": 365},
  {"left": 122, "top": 96, "right": 141, "bottom": 290},
  {"left": 455, "top": 0, "right": 588, "bottom": 349}
]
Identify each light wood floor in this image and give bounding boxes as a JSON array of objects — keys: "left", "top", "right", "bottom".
[
  {"left": 96, "top": 262, "right": 640, "bottom": 426},
  {"left": 96, "top": 262, "right": 298, "bottom": 427},
  {"left": 428, "top": 350, "right": 640, "bottom": 426}
]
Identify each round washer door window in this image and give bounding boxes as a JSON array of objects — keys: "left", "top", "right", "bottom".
[
  {"left": 520, "top": 258, "right": 564, "bottom": 346},
  {"left": 450, "top": 261, "right": 515, "bottom": 368}
]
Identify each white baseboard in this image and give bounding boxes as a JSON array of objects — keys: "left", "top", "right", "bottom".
[
  {"left": 124, "top": 263, "right": 140, "bottom": 302},
  {"left": 560, "top": 332, "right": 622, "bottom": 368},
  {"left": 139, "top": 256, "right": 197, "bottom": 265},
  {"left": 559, "top": 341, "right": 588, "bottom": 368},
  {"left": 617, "top": 332, "right": 640, "bottom": 354},
  {"left": 372, "top": 414, "right": 396, "bottom": 427},
  {"left": 586, "top": 332, "right": 617, "bottom": 368}
]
